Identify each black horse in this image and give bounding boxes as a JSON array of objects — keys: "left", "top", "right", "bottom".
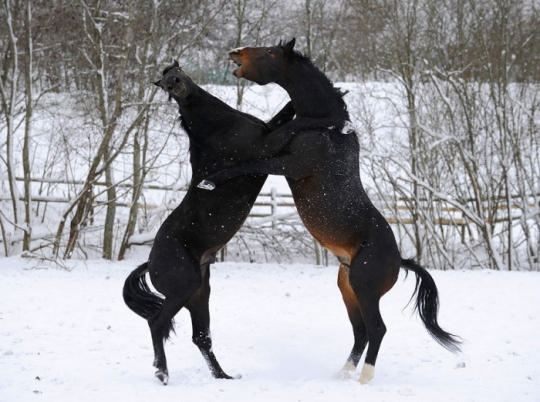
[
  {"left": 201, "top": 39, "right": 461, "bottom": 383},
  {"left": 122, "top": 61, "right": 294, "bottom": 384}
]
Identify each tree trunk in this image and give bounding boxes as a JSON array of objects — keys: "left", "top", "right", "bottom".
[
  {"left": 117, "top": 130, "right": 143, "bottom": 260},
  {"left": 102, "top": 148, "right": 116, "bottom": 260},
  {"left": 1, "top": 0, "right": 20, "bottom": 231},
  {"left": 62, "top": 0, "right": 129, "bottom": 258},
  {"left": 406, "top": 85, "right": 423, "bottom": 261},
  {"left": 22, "top": 0, "right": 32, "bottom": 251}
]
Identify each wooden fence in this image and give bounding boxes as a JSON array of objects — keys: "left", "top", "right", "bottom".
[
  {"left": 3, "top": 177, "right": 535, "bottom": 264},
  {"left": 4, "top": 176, "right": 532, "bottom": 229}
]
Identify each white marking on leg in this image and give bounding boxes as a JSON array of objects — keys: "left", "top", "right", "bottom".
[
  {"left": 342, "top": 360, "right": 356, "bottom": 372},
  {"left": 359, "top": 363, "right": 375, "bottom": 384},
  {"left": 335, "top": 359, "right": 356, "bottom": 379}
]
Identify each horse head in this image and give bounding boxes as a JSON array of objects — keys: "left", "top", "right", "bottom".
[
  {"left": 154, "top": 60, "right": 194, "bottom": 102},
  {"left": 228, "top": 38, "right": 296, "bottom": 85}
]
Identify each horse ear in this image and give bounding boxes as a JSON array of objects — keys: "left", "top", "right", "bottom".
[
  {"left": 153, "top": 80, "right": 162, "bottom": 88},
  {"left": 173, "top": 59, "right": 180, "bottom": 68},
  {"left": 284, "top": 38, "right": 296, "bottom": 52}
]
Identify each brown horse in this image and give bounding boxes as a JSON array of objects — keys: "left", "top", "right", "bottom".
[{"left": 201, "top": 39, "right": 460, "bottom": 383}]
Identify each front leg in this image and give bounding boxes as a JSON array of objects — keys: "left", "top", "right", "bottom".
[
  {"left": 255, "top": 122, "right": 298, "bottom": 159},
  {"left": 266, "top": 101, "right": 295, "bottom": 131},
  {"left": 198, "top": 153, "right": 317, "bottom": 190},
  {"left": 187, "top": 263, "right": 237, "bottom": 379},
  {"left": 255, "top": 116, "right": 341, "bottom": 159}
]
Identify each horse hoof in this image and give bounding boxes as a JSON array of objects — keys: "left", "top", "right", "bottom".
[
  {"left": 155, "top": 369, "right": 169, "bottom": 385},
  {"left": 335, "top": 369, "right": 353, "bottom": 380},
  {"left": 216, "top": 372, "right": 239, "bottom": 380},
  {"left": 197, "top": 180, "right": 216, "bottom": 190},
  {"left": 358, "top": 364, "right": 374, "bottom": 384}
]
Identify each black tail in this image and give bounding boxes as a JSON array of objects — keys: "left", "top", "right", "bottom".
[
  {"left": 123, "top": 262, "right": 164, "bottom": 320},
  {"left": 401, "top": 258, "right": 461, "bottom": 352}
]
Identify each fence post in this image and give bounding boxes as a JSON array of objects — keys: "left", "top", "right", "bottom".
[
  {"left": 313, "top": 238, "right": 322, "bottom": 265},
  {"left": 219, "top": 246, "right": 227, "bottom": 262},
  {"left": 271, "top": 187, "right": 277, "bottom": 230},
  {"left": 461, "top": 212, "right": 466, "bottom": 244}
]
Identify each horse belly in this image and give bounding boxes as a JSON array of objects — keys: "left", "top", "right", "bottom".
[{"left": 291, "top": 181, "right": 363, "bottom": 263}]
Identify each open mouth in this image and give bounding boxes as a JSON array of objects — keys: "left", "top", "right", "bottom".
[{"left": 228, "top": 50, "right": 243, "bottom": 78}]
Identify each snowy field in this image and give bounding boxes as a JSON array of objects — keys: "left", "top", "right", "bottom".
[{"left": 1, "top": 255, "right": 539, "bottom": 402}]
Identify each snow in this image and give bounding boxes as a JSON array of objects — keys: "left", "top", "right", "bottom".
[{"left": 1, "top": 256, "right": 539, "bottom": 401}]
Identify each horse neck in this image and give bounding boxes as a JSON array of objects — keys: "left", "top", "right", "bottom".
[
  {"left": 282, "top": 60, "right": 348, "bottom": 120},
  {"left": 176, "top": 87, "right": 232, "bottom": 134},
  {"left": 175, "top": 87, "right": 235, "bottom": 180}
]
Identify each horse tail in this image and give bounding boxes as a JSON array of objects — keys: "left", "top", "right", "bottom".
[
  {"left": 123, "top": 262, "right": 164, "bottom": 320},
  {"left": 401, "top": 258, "right": 461, "bottom": 352}
]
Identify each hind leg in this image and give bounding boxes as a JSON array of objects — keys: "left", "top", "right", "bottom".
[
  {"left": 149, "top": 295, "right": 191, "bottom": 384},
  {"left": 355, "top": 294, "right": 385, "bottom": 384},
  {"left": 348, "top": 249, "right": 400, "bottom": 384},
  {"left": 147, "top": 241, "right": 202, "bottom": 384},
  {"left": 186, "top": 264, "right": 234, "bottom": 379},
  {"left": 337, "top": 264, "right": 368, "bottom": 378}
]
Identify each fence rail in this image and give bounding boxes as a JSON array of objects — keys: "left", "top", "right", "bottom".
[
  {"left": 3, "top": 177, "right": 535, "bottom": 266},
  {"left": 6, "top": 176, "right": 532, "bottom": 225}
]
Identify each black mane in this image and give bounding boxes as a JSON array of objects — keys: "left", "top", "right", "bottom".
[
  {"left": 162, "top": 61, "right": 179, "bottom": 75},
  {"left": 277, "top": 41, "right": 349, "bottom": 117}
]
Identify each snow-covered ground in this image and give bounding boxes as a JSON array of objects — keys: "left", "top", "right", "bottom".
[{"left": 1, "top": 256, "right": 539, "bottom": 401}]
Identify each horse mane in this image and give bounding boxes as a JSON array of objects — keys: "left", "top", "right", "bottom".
[
  {"left": 162, "top": 60, "right": 180, "bottom": 75},
  {"left": 162, "top": 64, "right": 175, "bottom": 75},
  {"left": 277, "top": 40, "right": 349, "bottom": 114}
]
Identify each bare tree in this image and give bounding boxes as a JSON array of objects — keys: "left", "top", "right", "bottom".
[
  {"left": 1, "top": 0, "right": 538, "bottom": 267},
  {"left": 54, "top": 1, "right": 122, "bottom": 259},
  {"left": 0, "top": 0, "right": 21, "bottom": 233},
  {"left": 225, "top": 0, "right": 282, "bottom": 109},
  {"left": 117, "top": 1, "right": 163, "bottom": 260},
  {"left": 298, "top": 0, "right": 349, "bottom": 75},
  {"left": 21, "top": 0, "right": 32, "bottom": 251}
]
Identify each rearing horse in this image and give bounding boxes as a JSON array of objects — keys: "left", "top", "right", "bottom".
[
  {"left": 123, "top": 62, "right": 295, "bottom": 384},
  {"left": 201, "top": 39, "right": 461, "bottom": 383}
]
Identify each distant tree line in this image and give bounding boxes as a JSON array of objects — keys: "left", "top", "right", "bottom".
[{"left": 4, "top": 0, "right": 539, "bottom": 91}]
